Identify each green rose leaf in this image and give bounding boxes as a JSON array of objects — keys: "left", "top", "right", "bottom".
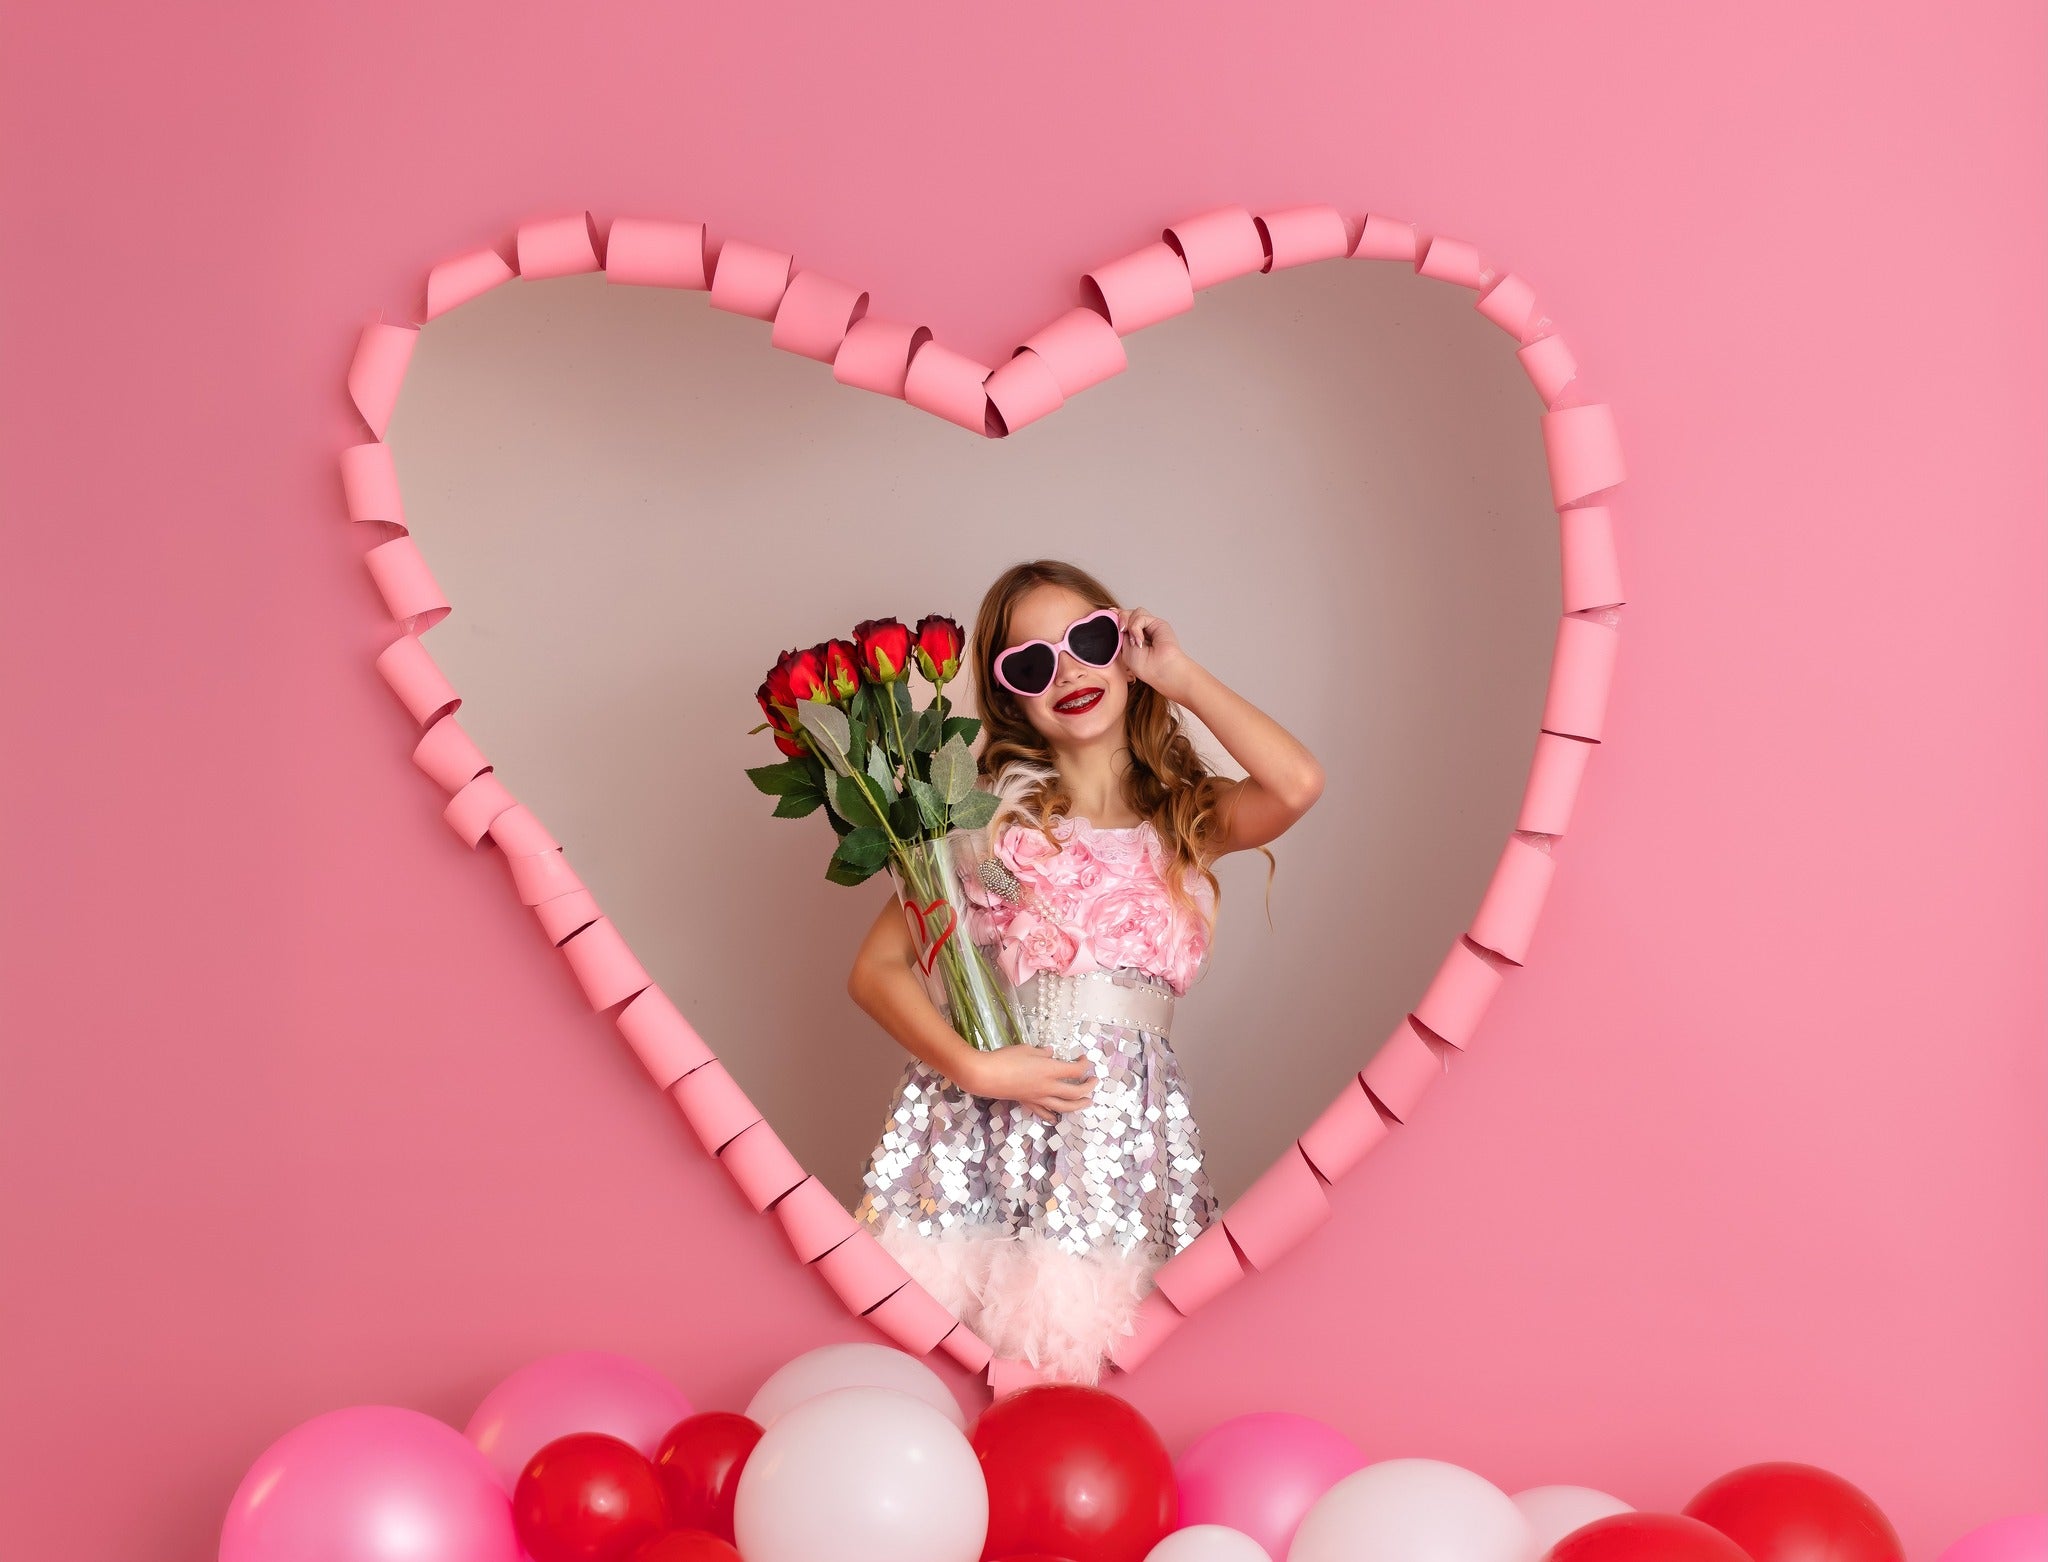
[
  {"left": 865, "top": 741, "right": 899, "bottom": 798},
  {"left": 746, "top": 758, "right": 815, "bottom": 796},
  {"left": 772, "top": 789, "right": 825, "bottom": 819},
  {"left": 794, "top": 701, "right": 855, "bottom": 775},
  {"left": 830, "top": 825, "right": 892, "bottom": 873},
  {"left": 907, "top": 776, "right": 946, "bottom": 832},
  {"left": 942, "top": 715, "right": 982, "bottom": 747},
  {"left": 929, "top": 734, "right": 977, "bottom": 806},
  {"left": 831, "top": 772, "right": 885, "bottom": 830},
  {"left": 950, "top": 787, "right": 1000, "bottom": 831}
]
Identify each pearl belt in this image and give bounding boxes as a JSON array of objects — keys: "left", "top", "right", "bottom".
[{"left": 1014, "top": 967, "right": 1177, "bottom": 1045}]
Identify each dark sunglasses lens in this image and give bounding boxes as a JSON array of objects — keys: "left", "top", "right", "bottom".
[
  {"left": 999, "top": 644, "right": 1056, "bottom": 694},
  {"left": 1067, "top": 615, "right": 1121, "bottom": 666}
]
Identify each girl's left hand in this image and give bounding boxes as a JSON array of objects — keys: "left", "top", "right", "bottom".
[{"left": 1119, "top": 607, "right": 1194, "bottom": 699}]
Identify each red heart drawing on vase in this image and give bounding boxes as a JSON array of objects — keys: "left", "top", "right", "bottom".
[
  {"left": 901, "top": 895, "right": 956, "bottom": 977},
  {"left": 341, "top": 201, "right": 1627, "bottom": 1398}
]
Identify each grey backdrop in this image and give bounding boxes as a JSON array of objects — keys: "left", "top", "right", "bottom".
[{"left": 385, "top": 258, "right": 1558, "bottom": 1210}]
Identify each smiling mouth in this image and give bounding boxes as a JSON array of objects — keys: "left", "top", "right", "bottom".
[{"left": 1053, "top": 687, "right": 1104, "bottom": 714}]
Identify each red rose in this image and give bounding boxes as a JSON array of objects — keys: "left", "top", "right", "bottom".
[
  {"left": 912, "top": 614, "right": 966, "bottom": 685},
  {"left": 755, "top": 680, "right": 806, "bottom": 758},
  {"left": 815, "top": 638, "right": 861, "bottom": 702},
  {"left": 852, "top": 617, "right": 912, "bottom": 683},
  {"left": 770, "top": 645, "right": 831, "bottom": 705}
]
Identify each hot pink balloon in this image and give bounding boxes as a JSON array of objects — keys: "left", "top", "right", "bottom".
[
  {"left": 219, "top": 1404, "right": 519, "bottom": 1562},
  {"left": 465, "top": 1350, "right": 693, "bottom": 1490},
  {"left": 1174, "top": 1411, "right": 1366, "bottom": 1561},
  {"left": 1936, "top": 1514, "right": 2048, "bottom": 1562}
]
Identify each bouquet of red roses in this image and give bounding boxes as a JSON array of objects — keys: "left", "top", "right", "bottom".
[{"left": 747, "top": 614, "right": 1026, "bottom": 1052}]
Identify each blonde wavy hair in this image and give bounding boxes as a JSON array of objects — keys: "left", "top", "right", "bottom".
[{"left": 969, "top": 558, "right": 1276, "bottom": 930}]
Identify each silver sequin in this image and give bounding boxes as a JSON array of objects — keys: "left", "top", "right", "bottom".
[{"left": 853, "top": 966, "right": 1217, "bottom": 1273}]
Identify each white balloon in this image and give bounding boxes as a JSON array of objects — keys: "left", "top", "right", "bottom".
[
  {"left": 744, "top": 1340, "right": 966, "bottom": 1430},
  {"left": 1512, "top": 1486, "right": 1634, "bottom": 1555},
  {"left": 1289, "top": 1458, "right": 1532, "bottom": 1562},
  {"left": 1147, "top": 1524, "right": 1274, "bottom": 1561},
  {"left": 734, "top": 1384, "right": 987, "bottom": 1562}
]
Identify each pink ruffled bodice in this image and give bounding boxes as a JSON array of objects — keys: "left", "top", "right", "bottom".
[{"left": 962, "top": 815, "right": 1215, "bottom": 997}]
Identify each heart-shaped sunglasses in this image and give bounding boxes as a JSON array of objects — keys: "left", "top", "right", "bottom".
[{"left": 994, "top": 607, "right": 1126, "bottom": 698}]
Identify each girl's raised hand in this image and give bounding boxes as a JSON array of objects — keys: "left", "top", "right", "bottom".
[
  {"left": 1119, "top": 606, "right": 1193, "bottom": 700},
  {"left": 963, "top": 1044, "right": 1096, "bottom": 1121}
]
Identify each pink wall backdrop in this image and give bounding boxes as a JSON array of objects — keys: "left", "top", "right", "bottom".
[{"left": 2, "top": 4, "right": 2042, "bottom": 1558}]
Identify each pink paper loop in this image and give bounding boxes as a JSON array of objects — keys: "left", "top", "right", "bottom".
[
  {"left": 1151, "top": 1220, "right": 1245, "bottom": 1315},
  {"left": 1296, "top": 1074, "right": 1390, "bottom": 1182},
  {"left": 1543, "top": 615, "right": 1621, "bottom": 740},
  {"left": 444, "top": 772, "right": 517, "bottom": 847},
  {"left": 1518, "top": 732, "right": 1596, "bottom": 837},
  {"left": 1018, "top": 307, "right": 1127, "bottom": 397},
  {"left": 709, "top": 238, "right": 794, "bottom": 321},
  {"left": 1353, "top": 215, "right": 1420, "bottom": 264},
  {"left": 1561, "top": 505, "right": 1624, "bottom": 612},
  {"left": 340, "top": 442, "right": 405, "bottom": 529},
  {"left": 615, "top": 985, "right": 715, "bottom": 1090},
  {"left": 535, "top": 889, "right": 602, "bottom": 945},
  {"left": 833, "top": 317, "right": 930, "bottom": 398},
  {"left": 1413, "top": 939, "right": 1506, "bottom": 1049},
  {"left": 1468, "top": 837, "right": 1558, "bottom": 965},
  {"left": 348, "top": 322, "right": 417, "bottom": 438},
  {"left": 1164, "top": 206, "right": 1265, "bottom": 289},
  {"left": 412, "top": 716, "right": 489, "bottom": 793},
  {"left": 364, "top": 536, "right": 449, "bottom": 632},
  {"left": 375, "top": 633, "right": 459, "bottom": 725},
  {"left": 1256, "top": 205, "right": 1349, "bottom": 271},
  {"left": 718, "top": 1120, "right": 807, "bottom": 1212},
  {"left": 487, "top": 804, "right": 560, "bottom": 856},
  {"left": 507, "top": 847, "right": 583, "bottom": 907},
  {"left": 775, "top": 1178, "right": 858, "bottom": 1263},
  {"left": 1082, "top": 240, "right": 1194, "bottom": 335},
  {"left": 1477, "top": 273, "right": 1542, "bottom": 342},
  {"left": 770, "top": 270, "right": 868, "bottom": 363},
  {"left": 1361, "top": 1019, "right": 1446, "bottom": 1122},
  {"left": 939, "top": 1323, "right": 994, "bottom": 1374},
  {"left": 862, "top": 1279, "right": 957, "bottom": 1355},
  {"left": 1221, "top": 1145, "right": 1331, "bottom": 1271},
  {"left": 1418, "top": 235, "right": 1486, "bottom": 289},
  {"left": 516, "top": 213, "right": 602, "bottom": 280},
  {"left": 904, "top": 341, "right": 994, "bottom": 434},
  {"left": 669, "top": 1059, "right": 761, "bottom": 1153},
  {"left": 811, "top": 1227, "right": 910, "bottom": 1316},
  {"left": 426, "top": 248, "right": 515, "bottom": 320},
  {"left": 984, "top": 349, "right": 1064, "bottom": 435},
  {"left": 1542, "top": 403, "right": 1626, "bottom": 506},
  {"left": 604, "top": 218, "right": 709, "bottom": 290},
  {"left": 1106, "top": 1290, "right": 1186, "bottom": 1375},
  {"left": 561, "top": 918, "right": 653, "bottom": 1011},
  {"left": 1520, "top": 333, "right": 1579, "bottom": 406}
]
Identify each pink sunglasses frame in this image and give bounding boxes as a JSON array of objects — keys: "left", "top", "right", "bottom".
[{"left": 993, "top": 607, "right": 1127, "bottom": 698}]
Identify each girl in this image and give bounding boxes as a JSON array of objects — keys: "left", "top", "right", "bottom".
[{"left": 847, "top": 559, "right": 1324, "bottom": 1383}]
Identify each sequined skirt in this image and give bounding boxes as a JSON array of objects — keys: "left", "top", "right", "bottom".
[{"left": 853, "top": 967, "right": 1217, "bottom": 1382}]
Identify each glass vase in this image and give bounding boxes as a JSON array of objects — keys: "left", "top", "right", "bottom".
[{"left": 887, "top": 827, "right": 1027, "bottom": 1053}]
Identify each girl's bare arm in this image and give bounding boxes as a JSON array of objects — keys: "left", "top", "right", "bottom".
[
  {"left": 1172, "top": 661, "right": 1326, "bottom": 854},
  {"left": 846, "top": 899, "right": 1096, "bottom": 1120}
]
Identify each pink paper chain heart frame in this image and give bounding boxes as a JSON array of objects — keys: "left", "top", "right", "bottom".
[{"left": 337, "top": 202, "right": 1627, "bottom": 1397}]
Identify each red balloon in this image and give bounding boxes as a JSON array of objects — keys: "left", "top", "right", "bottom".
[
  {"left": 514, "top": 1431, "right": 670, "bottom": 1562},
  {"left": 651, "top": 1411, "right": 763, "bottom": 1544},
  {"left": 971, "top": 1384, "right": 1177, "bottom": 1562},
  {"left": 628, "top": 1533, "right": 744, "bottom": 1562},
  {"left": 1685, "top": 1462, "right": 1905, "bottom": 1562},
  {"left": 1550, "top": 1512, "right": 1753, "bottom": 1561}
]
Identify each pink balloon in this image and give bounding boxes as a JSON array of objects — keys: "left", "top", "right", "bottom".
[
  {"left": 1174, "top": 1411, "right": 1366, "bottom": 1560},
  {"left": 465, "top": 1350, "right": 693, "bottom": 1490},
  {"left": 219, "top": 1404, "right": 519, "bottom": 1562},
  {"left": 1936, "top": 1514, "right": 2048, "bottom": 1562}
]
